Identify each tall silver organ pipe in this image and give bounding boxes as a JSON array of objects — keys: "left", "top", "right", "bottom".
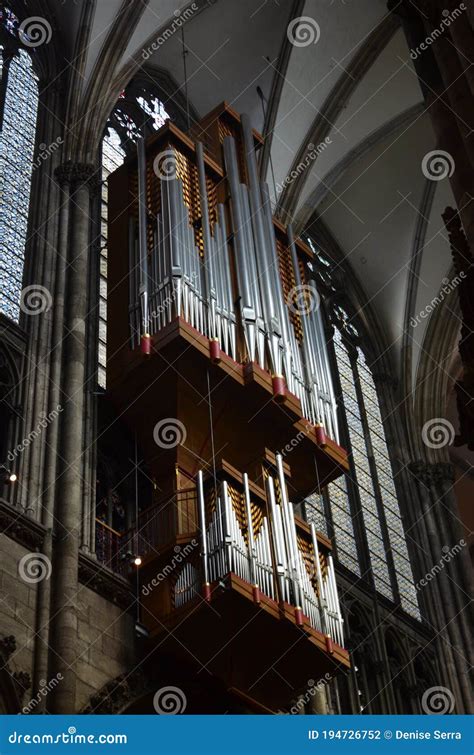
[
  {"left": 241, "top": 114, "right": 283, "bottom": 378},
  {"left": 137, "top": 137, "right": 150, "bottom": 343},
  {"left": 223, "top": 136, "right": 259, "bottom": 364},
  {"left": 195, "top": 142, "right": 216, "bottom": 340}
]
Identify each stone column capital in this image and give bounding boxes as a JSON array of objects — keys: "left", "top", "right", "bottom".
[
  {"left": 54, "top": 161, "right": 98, "bottom": 188},
  {"left": 409, "top": 460, "right": 455, "bottom": 486}
]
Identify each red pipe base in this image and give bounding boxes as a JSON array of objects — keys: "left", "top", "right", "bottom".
[
  {"left": 202, "top": 583, "right": 211, "bottom": 602},
  {"left": 252, "top": 585, "right": 261, "bottom": 604},
  {"left": 325, "top": 634, "right": 334, "bottom": 654},
  {"left": 272, "top": 375, "right": 286, "bottom": 402},
  {"left": 209, "top": 338, "right": 221, "bottom": 363},
  {"left": 140, "top": 333, "right": 152, "bottom": 355},
  {"left": 294, "top": 606, "right": 304, "bottom": 626},
  {"left": 315, "top": 423, "right": 327, "bottom": 448}
]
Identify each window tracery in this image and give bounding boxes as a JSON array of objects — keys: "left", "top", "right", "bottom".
[
  {"left": 0, "top": 6, "right": 39, "bottom": 321},
  {"left": 304, "top": 237, "right": 421, "bottom": 620}
]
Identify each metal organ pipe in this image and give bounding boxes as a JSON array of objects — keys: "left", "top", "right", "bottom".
[
  {"left": 275, "top": 454, "right": 303, "bottom": 617},
  {"left": 197, "top": 471, "right": 210, "bottom": 600},
  {"left": 223, "top": 137, "right": 258, "bottom": 363},
  {"left": 241, "top": 114, "right": 283, "bottom": 378},
  {"left": 243, "top": 473, "right": 257, "bottom": 589},
  {"left": 137, "top": 138, "right": 150, "bottom": 351},
  {"left": 195, "top": 142, "right": 218, "bottom": 341},
  {"left": 217, "top": 204, "right": 237, "bottom": 359},
  {"left": 310, "top": 522, "right": 328, "bottom": 635}
]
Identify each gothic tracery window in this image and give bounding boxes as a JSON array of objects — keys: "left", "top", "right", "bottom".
[
  {"left": 304, "top": 239, "right": 421, "bottom": 621},
  {"left": 99, "top": 89, "right": 170, "bottom": 386},
  {"left": 0, "top": 8, "right": 39, "bottom": 322}
]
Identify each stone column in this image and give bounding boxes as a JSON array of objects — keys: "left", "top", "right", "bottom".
[
  {"left": 428, "top": 463, "right": 473, "bottom": 663},
  {"left": 32, "top": 163, "right": 72, "bottom": 708},
  {"left": 48, "top": 163, "right": 97, "bottom": 714},
  {"left": 409, "top": 462, "right": 473, "bottom": 713}
]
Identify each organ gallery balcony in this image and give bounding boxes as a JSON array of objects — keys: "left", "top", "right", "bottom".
[{"left": 132, "top": 454, "right": 349, "bottom": 711}]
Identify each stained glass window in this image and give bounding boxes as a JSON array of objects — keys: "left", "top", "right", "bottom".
[
  {"left": 0, "top": 44, "right": 39, "bottom": 321},
  {"left": 304, "top": 238, "right": 421, "bottom": 620}
]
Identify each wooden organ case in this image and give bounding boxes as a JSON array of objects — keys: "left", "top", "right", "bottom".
[{"left": 106, "top": 103, "right": 350, "bottom": 711}]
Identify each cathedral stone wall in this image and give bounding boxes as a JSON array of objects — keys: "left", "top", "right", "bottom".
[
  {"left": 75, "top": 586, "right": 135, "bottom": 711},
  {"left": 0, "top": 533, "right": 37, "bottom": 678}
]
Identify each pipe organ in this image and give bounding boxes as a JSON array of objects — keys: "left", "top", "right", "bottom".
[{"left": 106, "top": 102, "right": 350, "bottom": 711}]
